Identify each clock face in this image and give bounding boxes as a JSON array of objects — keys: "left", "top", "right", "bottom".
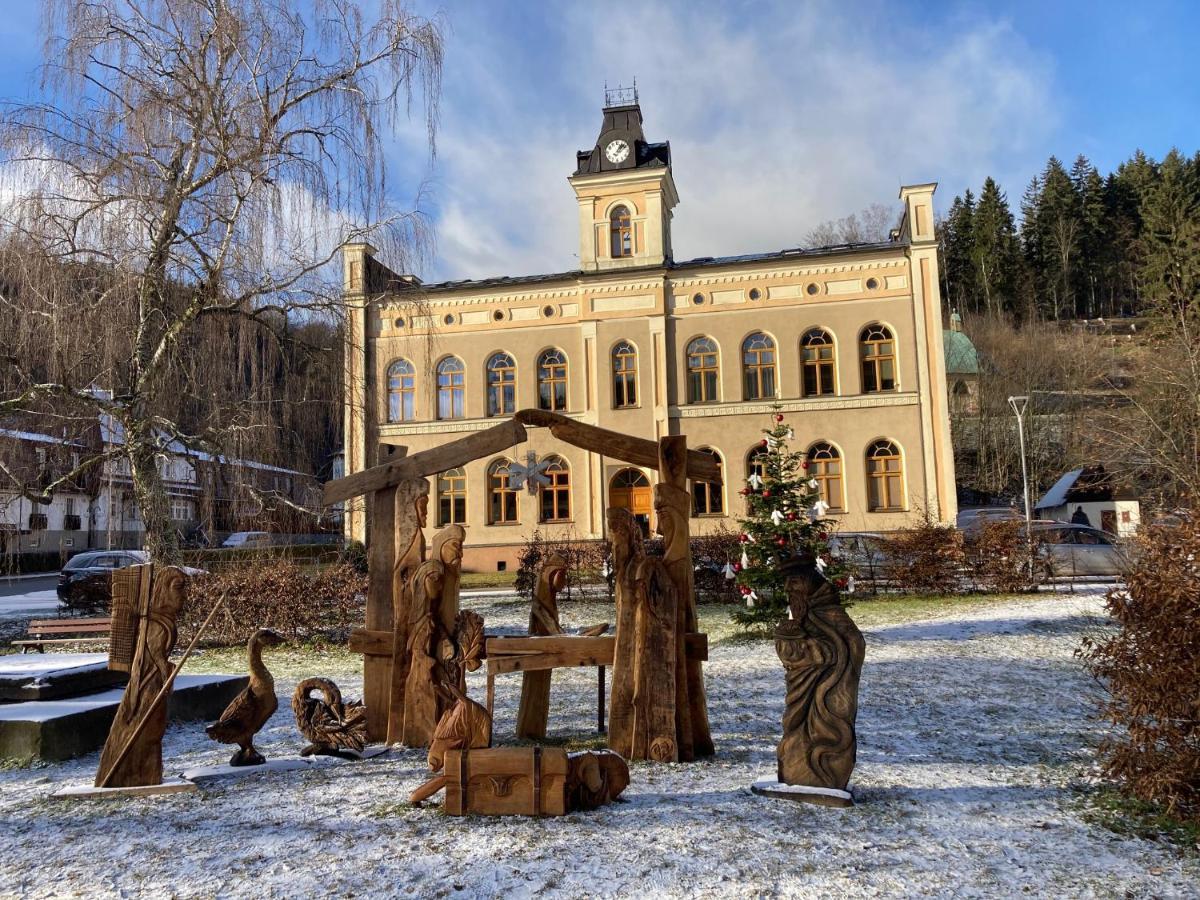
[{"left": 605, "top": 139, "right": 630, "bottom": 164}]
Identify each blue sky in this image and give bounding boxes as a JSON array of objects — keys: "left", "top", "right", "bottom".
[{"left": 2, "top": 1, "right": 1197, "bottom": 281}]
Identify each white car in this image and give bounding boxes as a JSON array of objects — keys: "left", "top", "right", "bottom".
[{"left": 221, "top": 531, "right": 271, "bottom": 549}]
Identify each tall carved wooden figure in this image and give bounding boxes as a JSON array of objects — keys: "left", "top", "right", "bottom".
[
  {"left": 431, "top": 524, "right": 466, "bottom": 707},
  {"left": 657, "top": 435, "right": 715, "bottom": 760},
  {"left": 755, "top": 554, "right": 865, "bottom": 808},
  {"left": 402, "top": 559, "right": 448, "bottom": 748},
  {"left": 96, "top": 565, "right": 186, "bottom": 788},
  {"left": 606, "top": 508, "right": 645, "bottom": 758},
  {"left": 516, "top": 553, "right": 567, "bottom": 739},
  {"left": 386, "top": 479, "right": 429, "bottom": 745},
  {"left": 630, "top": 557, "right": 678, "bottom": 762}
]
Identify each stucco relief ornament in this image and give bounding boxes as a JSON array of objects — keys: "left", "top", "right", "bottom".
[
  {"left": 747, "top": 472, "right": 764, "bottom": 490},
  {"left": 508, "top": 451, "right": 554, "bottom": 495}
]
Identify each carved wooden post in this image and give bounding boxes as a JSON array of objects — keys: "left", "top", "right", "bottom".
[
  {"left": 657, "top": 435, "right": 714, "bottom": 760},
  {"left": 606, "top": 508, "right": 643, "bottom": 758},
  {"left": 386, "top": 478, "right": 429, "bottom": 745},
  {"left": 517, "top": 553, "right": 567, "bottom": 739},
  {"left": 360, "top": 485, "right": 396, "bottom": 742},
  {"left": 95, "top": 565, "right": 185, "bottom": 787},
  {"left": 631, "top": 558, "right": 678, "bottom": 762}
]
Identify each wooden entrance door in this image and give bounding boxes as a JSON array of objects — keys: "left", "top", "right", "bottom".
[{"left": 610, "top": 469, "right": 652, "bottom": 535}]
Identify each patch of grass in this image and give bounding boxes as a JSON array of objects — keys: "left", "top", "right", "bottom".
[
  {"left": 183, "top": 642, "right": 361, "bottom": 678},
  {"left": 460, "top": 572, "right": 516, "bottom": 589},
  {"left": 1079, "top": 784, "right": 1200, "bottom": 854}
]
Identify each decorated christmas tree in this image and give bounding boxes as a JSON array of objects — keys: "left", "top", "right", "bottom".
[{"left": 730, "top": 411, "right": 850, "bottom": 628}]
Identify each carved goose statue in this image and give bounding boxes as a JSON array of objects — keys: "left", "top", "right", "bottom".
[
  {"left": 205, "top": 628, "right": 286, "bottom": 766},
  {"left": 291, "top": 677, "right": 368, "bottom": 758}
]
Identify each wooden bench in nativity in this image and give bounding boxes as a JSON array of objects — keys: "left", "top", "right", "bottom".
[{"left": 13, "top": 617, "right": 112, "bottom": 653}]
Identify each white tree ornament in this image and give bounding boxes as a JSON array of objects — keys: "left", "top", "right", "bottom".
[
  {"left": 770, "top": 509, "right": 784, "bottom": 526},
  {"left": 723, "top": 561, "right": 736, "bottom": 581},
  {"left": 747, "top": 472, "right": 763, "bottom": 490},
  {"left": 808, "top": 499, "right": 831, "bottom": 521}
]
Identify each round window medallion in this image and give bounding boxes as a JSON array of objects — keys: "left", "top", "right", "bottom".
[
  {"left": 394, "top": 316, "right": 405, "bottom": 328},
  {"left": 543, "top": 305, "right": 555, "bottom": 318},
  {"left": 866, "top": 277, "right": 879, "bottom": 290},
  {"left": 749, "top": 288, "right": 761, "bottom": 300},
  {"left": 692, "top": 293, "right": 705, "bottom": 305},
  {"left": 493, "top": 309, "right": 505, "bottom": 321},
  {"left": 443, "top": 314, "right": 455, "bottom": 325},
  {"left": 806, "top": 283, "right": 820, "bottom": 296}
]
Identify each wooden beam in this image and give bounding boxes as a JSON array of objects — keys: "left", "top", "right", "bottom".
[
  {"left": 324, "top": 418, "right": 528, "bottom": 505},
  {"left": 514, "top": 409, "right": 720, "bottom": 481}
]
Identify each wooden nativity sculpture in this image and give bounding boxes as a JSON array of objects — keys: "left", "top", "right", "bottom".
[
  {"left": 753, "top": 554, "right": 865, "bottom": 808},
  {"left": 292, "top": 677, "right": 369, "bottom": 758},
  {"left": 205, "top": 628, "right": 286, "bottom": 766},
  {"left": 516, "top": 552, "right": 567, "bottom": 739},
  {"left": 95, "top": 565, "right": 188, "bottom": 788}
]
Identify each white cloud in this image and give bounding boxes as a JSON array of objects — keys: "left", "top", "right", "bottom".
[{"left": 399, "top": 1, "right": 1059, "bottom": 281}]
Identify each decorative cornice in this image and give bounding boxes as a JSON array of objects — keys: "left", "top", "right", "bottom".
[
  {"left": 380, "top": 411, "right": 587, "bottom": 437},
  {"left": 669, "top": 393, "right": 920, "bottom": 418}
]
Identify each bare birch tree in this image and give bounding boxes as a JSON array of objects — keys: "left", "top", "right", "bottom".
[{"left": 0, "top": 0, "right": 442, "bottom": 560}]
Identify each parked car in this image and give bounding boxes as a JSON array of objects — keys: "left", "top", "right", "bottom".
[
  {"left": 57, "top": 550, "right": 150, "bottom": 610},
  {"left": 956, "top": 507, "right": 1023, "bottom": 534},
  {"left": 221, "top": 531, "right": 271, "bottom": 549},
  {"left": 827, "top": 532, "right": 895, "bottom": 584},
  {"left": 1031, "top": 523, "right": 1132, "bottom": 579}
]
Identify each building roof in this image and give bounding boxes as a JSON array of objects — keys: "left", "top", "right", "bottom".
[
  {"left": 1035, "top": 465, "right": 1137, "bottom": 509},
  {"left": 0, "top": 428, "right": 84, "bottom": 447},
  {"left": 389, "top": 239, "right": 902, "bottom": 296},
  {"left": 99, "top": 415, "right": 305, "bottom": 476},
  {"left": 943, "top": 328, "right": 979, "bottom": 375}
]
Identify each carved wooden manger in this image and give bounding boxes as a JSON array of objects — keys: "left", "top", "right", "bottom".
[{"left": 323, "top": 409, "right": 716, "bottom": 763}]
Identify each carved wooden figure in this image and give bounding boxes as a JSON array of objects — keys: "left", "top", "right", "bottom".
[
  {"left": 401, "top": 559, "right": 447, "bottom": 747},
  {"left": 95, "top": 565, "right": 186, "bottom": 788},
  {"left": 657, "top": 434, "right": 714, "bottom": 760},
  {"left": 516, "top": 553, "right": 567, "bottom": 739},
  {"left": 292, "top": 677, "right": 368, "bottom": 758},
  {"left": 387, "top": 478, "right": 429, "bottom": 745},
  {"left": 205, "top": 628, "right": 286, "bottom": 765},
  {"left": 431, "top": 524, "right": 465, "bottom": 637},
  {"left": 771, "top": 555, "right": 865, "bottom": 806},
  {"left": 631, "top": 557, "right": 679, "bottom": 762},
  {"left": 606, "top": 508, "right": 644, "bottom": 758}
]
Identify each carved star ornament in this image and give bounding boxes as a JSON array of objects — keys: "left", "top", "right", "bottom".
[{"left": 508, "top": 451, "right": 554, "bottom": 494}]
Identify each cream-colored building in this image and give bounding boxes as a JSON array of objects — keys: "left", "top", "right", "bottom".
[{"left": 343, "top": 93, "right": 956, "bottom": 571}]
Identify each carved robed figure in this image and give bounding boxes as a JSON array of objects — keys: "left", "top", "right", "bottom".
[{"left": 758, "top": 554, "right": 865, "bottom": 807}]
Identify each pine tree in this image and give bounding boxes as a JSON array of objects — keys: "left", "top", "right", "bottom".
[
  {"left": 731, "top": 411, "right": 847, "bottom": 629},
  {"left": 972, "top": 177, "right": 1020, "bottom": 316},
  {"left": 939, "top": 190, "right": 977, "bottom": 314},
  {"left": 1037, "top": 157, "right": 1082, "bottom": 319}
]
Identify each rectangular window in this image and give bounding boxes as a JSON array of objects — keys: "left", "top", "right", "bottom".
[{"left": 28, "top": 512, "right": 48, "bottom": 532}]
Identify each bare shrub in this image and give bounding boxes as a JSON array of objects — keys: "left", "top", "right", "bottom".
[
  {"left": 883, "top": 515, "right": 965, "bottom": 595},
  {"left": 964, "top": 520, "right": 1043, "bottom": 593},
  {"left": 1080, "top": 511, "right": 1200, "bottom": 823},
  {"left": 690, "top": 525, "right": 741, "bottom": 603},
  {"left": 514, "top": 529, "right": 608, "bottom": 603},
  {"left": 182, "top": 560, "right": 367, "bottom": 647}
]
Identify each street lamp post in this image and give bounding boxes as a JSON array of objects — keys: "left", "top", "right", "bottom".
[{"left": 1008, "top": 395, "right": 1033, "bottom": 572}]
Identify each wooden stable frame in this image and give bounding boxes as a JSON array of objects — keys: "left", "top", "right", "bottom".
[{"left": 324, "top": 409, "right": 718, "bottom": 753}]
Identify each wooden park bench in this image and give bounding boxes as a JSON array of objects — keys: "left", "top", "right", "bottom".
[{"left": 13, "top": 617, "right": 112, "bottom": 653}]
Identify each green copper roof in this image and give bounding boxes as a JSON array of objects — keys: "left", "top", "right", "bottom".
[{"left": 943, "top": 328, "right": 979, "bottom": 375}]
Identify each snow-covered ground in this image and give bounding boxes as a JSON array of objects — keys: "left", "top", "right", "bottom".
[{"left": 2, "top": 591, "right": 1196, "bottom": 899}]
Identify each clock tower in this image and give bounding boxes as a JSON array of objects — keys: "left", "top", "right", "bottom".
[{"left": 569, "top": 86, "right": 678, "bottom": 272}]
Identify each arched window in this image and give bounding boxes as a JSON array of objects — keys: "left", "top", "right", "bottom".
[
  {"left": 686, "top": 336, "right": 720, "bottom": 404},
  {"left": 486, "top": 352, "right": 516, "bottom": 417},
  {"left": 488, "top": 459, "right": 519, "bottom": 524},
  {"left": 387, "top": 359, "right": 415, "bottom": 423},
  {"left": 807, "top": 442, "right": 844, "bottom": 512},
  {"left": 436, "top": 356, "right": 465, "bottom": 420},
  {"left": 610, "top": 205, "right": 632, "bottom": 258},
  {"left": 801, "top": 329, "right": 837, "bottom": 397},
  {"left": 747, "top": 445, "right": 768, "bottom": 483},
  {"left": 437, "top": 467, "right": 467, "bottom": 525},
  {"left": 612, "top": 341, "right": 638, "bottom": 408},
  {"left": 742, "top": 332, "right": 777, "bottom": 400},
  {"left": 866, "top": 440, "right": 905, "bottom": 511},
  {"left": 610, "top": 467, "right": 652, "bottom": 534},
  {"left": 860, "top": 325, "right": 896, "bottom": 393},
  {"left": 691, "top": 448, "right": 724, "bottom": 516},
  {"left": 539, "top": 456, "right": 571, "bottom": 522},
  {"left": 537, "top": 349, "right": 568, "bottom": 411}
]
